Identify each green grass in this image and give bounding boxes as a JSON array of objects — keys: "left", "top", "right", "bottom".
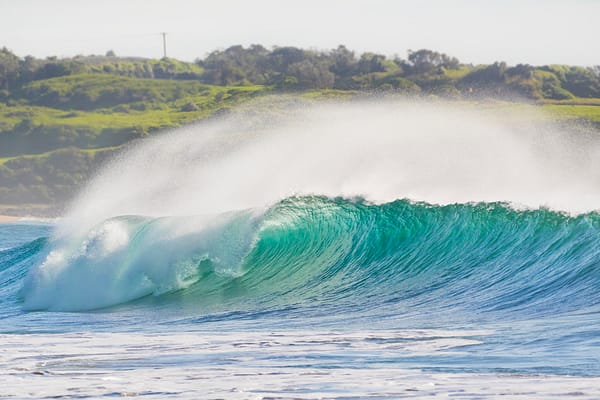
[
  {"left": 1, "top": 103, "right": 209, "bottom": 132},
  {"left": 3, "top": 83, "right": 599, "bottom": 140},
  {"left": 19, "top": 74, "right": 265, "bottom": 110},
  {"left": 299, "top": 89, "right": 359, "bottom": 99},
  {"left": 442, "top": 66, "right": 473, "bottom": 80},
  {"left": 541, "top": 98, "right": 600, "bottom": 106},
  {"left": 438, "top": 99, "right": 600, "bottom": 126},
  {"left": 542, "top": 104, "right": 600, "bottom": 123},
  {"left": 4, "top": 77, "right": 265, "bottom": 124},
  {"left": 0, "top": 76, "right": 267, "bottom": 166},
  {"left": 0, "top": 145, "right": 122, "bottom": 165},
  {"left": 0, "top": 78, "right": 266, "bottom": 157},
  {"left": 77, "top": 56, "right": 205, "bottom": 81}
]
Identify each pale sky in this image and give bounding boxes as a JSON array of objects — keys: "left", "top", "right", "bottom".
[{"left": 1, "top": 0, "right": 598, "bottom": 66}]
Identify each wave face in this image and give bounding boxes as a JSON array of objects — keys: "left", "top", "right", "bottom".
[{"left": 16, "top": 196, "right": 600, "bottom": 316}]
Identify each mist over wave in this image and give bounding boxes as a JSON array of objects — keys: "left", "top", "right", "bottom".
[{"left": 58, "top": 99, "right": 600, "bottom": 238}]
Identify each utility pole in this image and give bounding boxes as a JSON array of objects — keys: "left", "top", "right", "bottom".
[{"left": 161, "top": 32, "right": 167, "bottom": 58}]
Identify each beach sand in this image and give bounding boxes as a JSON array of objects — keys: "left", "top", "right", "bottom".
[{"left": 0, "top": 215, "right": 21, "bottom": 223}]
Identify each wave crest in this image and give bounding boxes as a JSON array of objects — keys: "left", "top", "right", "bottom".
[
  {"left": 20, "top": 197, "right": 600, "bottom": 314},
  {"left": 22, "top": 211, "right": 262, "bottom": 311}
]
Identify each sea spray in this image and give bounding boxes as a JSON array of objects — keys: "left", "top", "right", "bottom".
[{"left": 57, "top": 99, "right": 600, "bottom": 241}]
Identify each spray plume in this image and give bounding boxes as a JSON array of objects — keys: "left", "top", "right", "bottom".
[{"left": 58, "top": 99, "right": 600, "bottom": 238}]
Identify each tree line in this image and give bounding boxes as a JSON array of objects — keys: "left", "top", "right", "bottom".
[{"left": 2, "top": 45, "right": 599, "bottom": 100}]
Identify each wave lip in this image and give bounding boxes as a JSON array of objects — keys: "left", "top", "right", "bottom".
[
  {"left": 17, "top": 196, "right": 600, "bottom": 316},
  {"left": 21, "top": 211, "right": 262, "bottom": 311}
]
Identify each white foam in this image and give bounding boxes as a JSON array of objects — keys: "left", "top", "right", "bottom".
[
  {"left": 3, "top": 329, "right": 600, "bottom": 399},
  {"left": 22, "top": 212, "right": 262, "bottom": 311}
]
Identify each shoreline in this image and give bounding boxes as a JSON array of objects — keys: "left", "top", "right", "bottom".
[{"left": 0, "top": 215, "right": 21, "bottom": 223}]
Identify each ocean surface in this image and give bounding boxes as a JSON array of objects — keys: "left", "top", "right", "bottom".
[{"left": 2, "top": 196, "right": 600, "bottom": 399}]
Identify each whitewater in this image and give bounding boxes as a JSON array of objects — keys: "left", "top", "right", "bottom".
[{"left": 2, "top": 100, "right": 600, "bottom": 399}]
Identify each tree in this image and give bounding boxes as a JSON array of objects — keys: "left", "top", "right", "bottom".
[
  {"left": 357, "top": 53, "right": 386, "bottom": 74},
  {"left": 268, "top": 47, "right": 306, "bottom": 72},
  {"left": 563, "top": 67, "right": 600, "bottom": 98},
  {"left": 407, "top": 49, "right": 460, "bottom": 74},
  {"left": 0, "top": 47, "right": 21, "bottom": 91},
  {"left": 462, "top": 62, "right": 507, "bottom": 84},
  {"left": 330, "top": 45, "right": 356, "bottom": 77},
  {"left": 19, "top": 55, "right": 40, "bottom": 84},
  {"left": 506, "top": 64, "right": 533, "bottom": 79},
  {"left": 285, "top": 60, "right": 334, "bottom": 90}
]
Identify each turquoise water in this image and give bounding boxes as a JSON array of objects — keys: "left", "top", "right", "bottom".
[{"left": 2, "top": 196, "right": 600, "bottom": 398}]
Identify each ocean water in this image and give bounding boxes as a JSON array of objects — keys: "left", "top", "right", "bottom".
[
  {"left": 3, "top": 198, "right": 600, "bottom": 398},
  {"left": 2, "top": 102, "right": 600, "bottom": 398}
]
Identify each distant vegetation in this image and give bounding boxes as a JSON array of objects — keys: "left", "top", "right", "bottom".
[
  {"left": 1, "top": 45, "right": 599, "bottom": 215},
  {"left": 3, "top": 46, "right": 599, "bottom": 101}
]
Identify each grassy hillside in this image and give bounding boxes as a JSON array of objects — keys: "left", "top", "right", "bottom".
[
  {"left": 0, "top": 75, "right": 264, "bottom": 158},
  {"left": 0, "top": 72, "right": 266, "bottom": 214},
  {"left": 0, "top": 46, "right": 599, "bottom": 216}
]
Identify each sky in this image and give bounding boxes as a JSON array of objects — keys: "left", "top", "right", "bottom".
[{"left": 1, "top": 0, "right": 598, "bottom": 66}]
